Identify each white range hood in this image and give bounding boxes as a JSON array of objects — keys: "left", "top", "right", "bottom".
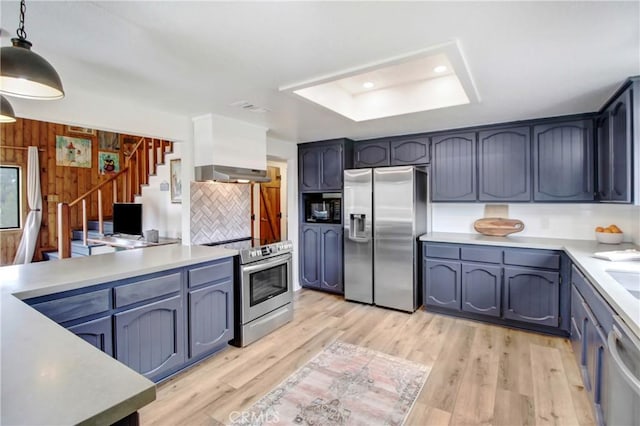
[{"left": 193, "top": 113, "right": 269, "bottom": 182}]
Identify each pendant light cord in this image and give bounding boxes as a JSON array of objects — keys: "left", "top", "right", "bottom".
[{"left": 16, "top": 0, "right": 27, "bottom": 40}]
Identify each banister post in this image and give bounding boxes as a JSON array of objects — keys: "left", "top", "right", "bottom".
[{"left": 57, "top": 203, "right": 71, "bottom": 259}]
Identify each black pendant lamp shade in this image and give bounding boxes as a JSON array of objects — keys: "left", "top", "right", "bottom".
[
  {"left": 0, "top": 95, "right": 17, "bottom": 123},
  {"left": 0, "top": 0, "right": 64, "bottom": 100}
]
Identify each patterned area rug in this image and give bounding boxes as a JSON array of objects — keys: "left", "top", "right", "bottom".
[{"left": 229, "top": 341, "right": 430, "bottom": 426}]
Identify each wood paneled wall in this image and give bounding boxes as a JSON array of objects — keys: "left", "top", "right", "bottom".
[{"left": 0, "top": 118, "right": 135, "bottom": 265}]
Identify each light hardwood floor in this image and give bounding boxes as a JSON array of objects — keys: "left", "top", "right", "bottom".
[{"left": 139, "top": 289, "right": 594, "bottom": 426}]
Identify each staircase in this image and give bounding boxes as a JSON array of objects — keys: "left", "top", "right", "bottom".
[
  {"left": 47, "top": 138, "right": 174, "bottom": 260},
  {"left": 44, "top": 221, "right": 115, "bottom": 260}
]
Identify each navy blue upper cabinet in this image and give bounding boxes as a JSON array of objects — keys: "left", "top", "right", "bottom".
[
  {"left": 478, "top": 127, "right": 531, "bottom": 201},
  {"left": 354, "top": 141, "right": 390, "bottom": 168},
  {"left": 299, "top": 146, "right": 320, "bottom": 191},
  {"left": 319, "top": 145, "right": 343, "bottom": 190},
  {"left": 299, "top": 141, "right": 345, "bottom": 191},
  {"left": 390, "top": 136, "right": 430, "bottom": 166},
  {"left": 597, "top": 86, "right": 632, "bottom": 203},
  {"left": 431, "top": 132, "right": 477, "bottom": 201},
  {"left": 533, "top": 120, "right": 594, "bottom": 201}
]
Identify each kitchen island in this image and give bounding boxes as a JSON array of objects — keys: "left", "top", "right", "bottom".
[
  {"left": 0, "top": 244, "right": 237, "bottom": 425},
  {"left": 419, "top": 232, "right": 640, "bottom": 337}
]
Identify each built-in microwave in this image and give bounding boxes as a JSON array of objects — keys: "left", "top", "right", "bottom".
[{"left": 303, "top": 193, "right": 342, "bottom": 224}]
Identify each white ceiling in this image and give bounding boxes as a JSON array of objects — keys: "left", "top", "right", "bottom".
[{"left": 1, "top": 1, "right": 638, "bottom": 143}]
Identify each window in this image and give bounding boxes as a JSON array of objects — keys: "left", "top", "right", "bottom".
[{"left": 0, "top": 166, "right": 21, "bottom": 230}]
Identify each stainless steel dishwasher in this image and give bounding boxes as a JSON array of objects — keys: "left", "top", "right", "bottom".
[{"left": 604, "top": 315, "right": 640, "bottom": 426}]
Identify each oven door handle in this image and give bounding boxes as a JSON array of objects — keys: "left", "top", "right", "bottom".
[{"left": 243, "top": 255, "right": 291, "bottom": 273}]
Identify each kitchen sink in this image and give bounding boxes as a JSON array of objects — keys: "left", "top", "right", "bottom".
[{"left": 606, "top": 270, "right": 640, "bottom": 299}]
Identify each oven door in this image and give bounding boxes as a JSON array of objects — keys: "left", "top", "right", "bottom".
[{"left": 240, "top": 253, "right": 292, "bottom": 324}]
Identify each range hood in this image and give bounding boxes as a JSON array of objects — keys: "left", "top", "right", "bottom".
[
  {"left": 192, "top": 114, "right": 270, "bottom": 183},
  {"left": 194, "top": 164, "right": 270, "bottom": 183}
]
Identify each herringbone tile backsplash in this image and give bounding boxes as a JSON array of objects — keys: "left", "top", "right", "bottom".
[{"left": 190, "top": 182, "right": 251, "bottom": 244}]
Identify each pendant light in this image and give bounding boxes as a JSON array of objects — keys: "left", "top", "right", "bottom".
[
  {"left": 0, "top": 96, "right": 17, "bottom": 123},
  {"left": 0, "top": 0, "right": 64, "bottom": 100}
]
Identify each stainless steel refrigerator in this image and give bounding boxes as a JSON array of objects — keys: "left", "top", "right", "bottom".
[{"left": 343, "top": 166, "right": 429, "bottom": 312}]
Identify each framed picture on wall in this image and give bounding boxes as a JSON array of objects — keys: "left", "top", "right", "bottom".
[
  {"left": 66, "top": 126, "right": 96, "bottom": 136},
  {"left": 170, "top": 159, "right": 182, "bottom": 203}
]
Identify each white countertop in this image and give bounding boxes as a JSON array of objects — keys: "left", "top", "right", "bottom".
[
  {"left": 0, "top": 244, "right": 238, "bottom": 425},
  {"left": 420, "top": 232, "right": 640, "bottom": 338}
]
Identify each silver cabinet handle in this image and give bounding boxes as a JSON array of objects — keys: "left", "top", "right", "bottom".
[
  {"left": 607, "top": 328, "right": 640, "bottom": 396},
  {"left": 242, "top": 256, "right": 290, "bottom": 273}
]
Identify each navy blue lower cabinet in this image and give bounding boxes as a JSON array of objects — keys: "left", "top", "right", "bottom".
[
  {"left": 570, "top": 285, "right": 587, "bottom": 370},
  {"left": 188, "top": 280, "right": 233, "bottom": 359},
  {"left": 67, "top": 316, "right": 113, "bottom": 357},
  {"left": 461, "top": 263, "right": 501, "bottom": 317},
  {"left": 424, "top": 259, "right": 461, "bottom": 310},
  {"left": 114, "top": 295, "right": 185, "bottom": 381},
  {"left": 300, "top": 225, "right": 321, "bottom": 288},
  {"left": 503, "top": 267, "right": 560, "bottom": 327},
  {"left": 320, "top": 226, "right": 343, "bottom": 293}
]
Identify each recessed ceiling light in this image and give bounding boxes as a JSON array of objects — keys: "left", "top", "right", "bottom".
[
  {"left": 433, "top": 65, "right": 448, "bottom": 73},
  {"left": 362, "top": 81, "right": 375, "bottom": 89}
]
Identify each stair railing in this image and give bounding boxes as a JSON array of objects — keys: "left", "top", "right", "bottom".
[{"left": 56, "top": 137, "right": 172, "bottom": 259}]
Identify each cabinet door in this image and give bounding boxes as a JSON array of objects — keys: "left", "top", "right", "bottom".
[
  {"left": 299, "top": 147, "right": 320, "bottom": 191},
  {"left": 585, "top": 308, "right": 607, "bottom": 424},
  {"left": 461, "top": 263, "right": 501, "bottom": 317},
  {"left": 354, "top": 141, "right": 390, "bottom": 168},
  {"left": 570, "top": 285, "right": 587, "bottom": 370},
  {"left": 300, "top": 225, "right": 320, "bottom": 288},
  {"left": 596, "top": 114, "right": 612, "bottom": 200},
  {"left": 320, "top": 226, "right": 343, "bottom": 293},
  {"left": 390, "top": 137, "right": 429, "bottom": 165},
  {"left": 503, "top": 267, "right": 560, "bottom": 327},
  {"left": 609, "top": 89, "right": 632, "bottom": 202},
  {"left": 431, "top": 132, "right": 477, "bottom": 201},
  {"left": 68, "top": 316, "right": 113, "bottom": 357},
  {"left": 319, "top": 144, "right": 343, "bottom": 191},
  {"left": 424, "top": 259, "right": 461, "bottom": 310},
  {"left": 533, "top": 120, "right": 594, "bottom": 201},
  {"left": 478, "top": 127, "right": 531, "bottom": 201},
  {"left": 188, "top": 280, "right": 233, "bottom": 359},
  {"left": 115, "top": 295, "right": 185, "bottom": 381}
]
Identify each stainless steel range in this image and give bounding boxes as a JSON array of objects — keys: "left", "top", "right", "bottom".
[{"left": 205, "top": 238, "right": 294, "bottom": 347}]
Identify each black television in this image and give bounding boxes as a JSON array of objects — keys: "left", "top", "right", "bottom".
[{"left": 112, "top": 203, "right": 143, "bottom": 236}]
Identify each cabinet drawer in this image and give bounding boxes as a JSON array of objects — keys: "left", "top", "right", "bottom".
[
  {"left": 32, "top": 289, "right": 111, "bottom": 324},
  {"left": 115, "top": 272, "right": 182, "bottom": 308},
  {"left": 188, "top": 259, "right": 233, "bottom": 288},
  {"left": 425, "top": 243, "right": 460, "bottom": 260},
  {"left": 503, "top": 249, "right": 560, "bottom": 270},
  {"left": 461, "top": 246, "right": 502, "bottom": 264}
]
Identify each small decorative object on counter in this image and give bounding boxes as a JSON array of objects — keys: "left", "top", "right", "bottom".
[
  {"left": 144, "top": 229, "right": 159, "bottom": 243},
  {"left": 473, "top": 217, "right": 525, "bottom": 237},
  {"left": 595, "top": 224, "right": 624, "bottom": 244}
]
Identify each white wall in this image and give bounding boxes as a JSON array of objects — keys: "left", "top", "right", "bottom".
[
  {"left": 266, "top": 137, "right": 300, "bottom": 290},
  {"left": 136, "top": 144, "right": 183, "bottom": 239},
  {"left": 11, "top": 88, "right": 191, "bottom": 142},
  {"left": 432, "top": 203, "right": 640, "bottom": 243}
]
